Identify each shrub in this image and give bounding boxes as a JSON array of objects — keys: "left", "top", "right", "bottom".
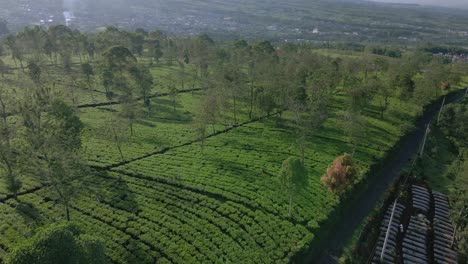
[{"left": 320, "top": 153, "right": 358, "bottom": 193}]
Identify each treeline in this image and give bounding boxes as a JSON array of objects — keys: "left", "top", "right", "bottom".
[
  {"left": 416, "top": 99, "right": 468, "bottom": 264},
  {"left": 423, "top": 44, "right": 468, "bottom": 55},
  {"left": 367, "top": 46, "right": 402, "bottom": 58},
  {"left": 438, "top": 99, "right": 468, "bottom": 263},
  {"left": 306, "top": 42, "right": 403, "bottom": 58}
]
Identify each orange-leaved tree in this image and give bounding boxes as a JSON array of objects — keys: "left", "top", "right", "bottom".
[{"left": 321, "top": 153, "right": 357, "bottom": 193}]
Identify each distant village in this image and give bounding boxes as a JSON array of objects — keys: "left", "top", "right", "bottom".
[
  {"left": 435, "top": 53, "right": 468, "bottom": 63},
  {"left": 2, "top": 0, "right": 468, "bottom": 47},
  {"left": 450, "top": 54, "right": 468, "bottom": 63}
]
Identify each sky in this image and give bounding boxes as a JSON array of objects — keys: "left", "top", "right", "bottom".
[{"left": 370, "top": 0, "right": 468, "bottom": 9}]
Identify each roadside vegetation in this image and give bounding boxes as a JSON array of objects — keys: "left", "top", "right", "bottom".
[
  {"left": 339, "top": 97, "right": 467, "bottom": 264},
  {"left": 419, "top": 99, "right": 467, "bottom": 263}
]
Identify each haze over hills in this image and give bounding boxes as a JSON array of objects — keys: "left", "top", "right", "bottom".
[
  {"left": 370, "top": 0, "right": 468, "bottom": 9},
  {"left": 1, "top": 0, "right": 468, "bottom": 45}
]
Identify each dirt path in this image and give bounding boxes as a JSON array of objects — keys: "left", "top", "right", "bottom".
[{"left": 311, "top": 90, "right": 466, "bottom": 264}]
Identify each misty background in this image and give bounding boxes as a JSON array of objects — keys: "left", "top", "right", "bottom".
[
  {"left": 370, "top": 0, "right": 468, "bottom": 9},
  {"left": 0, "top": 0, "right": 467, "bottom": 45}
]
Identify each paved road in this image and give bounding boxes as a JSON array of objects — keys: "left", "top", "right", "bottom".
[{"left": 307, "top": 90, "right": 466, "bottom": 264}]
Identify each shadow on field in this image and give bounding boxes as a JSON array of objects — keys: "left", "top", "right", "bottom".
[
  {"left": 150, "top": 98, "right": 193, "bottom": 123},
  {"left": 134, "top": 119, "right": 157, "bottom": 128},
  {"left": 94, "top": 171, "right": 140, "bottom": 215},
  {"left": 208, "top": 154, "right": 264, "bottom": 183},
  {"left": 90, "top": 171, "right": 161, "bottom": 262},
  {"left": 15, "top": 201, "right": 43, "bottom": 225}
]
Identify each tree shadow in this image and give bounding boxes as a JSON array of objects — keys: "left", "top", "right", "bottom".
[
  {"left": 125, "top": 239, "right": 157, "bottom": 264},
  {"left": 80, "top": 171, "right": 157, "bottom": 262},
  {"left": 87, "top": 171, "right": 141, "bottom": 215},
  {"left": 134, "top": 119, "right": 157, "bottom": 128},
  {"left": 97, "top": 107, "right": 118, "bottom": 113},
  {"left": 15, "top": 201, "right": 43, "bottom": 225},
  {"left": 150, "top": 98, "right": 192, "bottom": 121}
]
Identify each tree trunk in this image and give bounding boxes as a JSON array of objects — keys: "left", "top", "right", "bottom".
[
  {"left": 380, "top": 100, "right": 385, "bottom": 119},
  {"left": 19, "top": 59, "right": 24, "bottom": 72},
  {"left": 249, "top": 80, "right": 254, "bottom": 119},
  {"left": 147, "top": 103, "right": 151, "bottom": 118},
  {"left": 233, "top": 96, "right": 237, "bottom": 125},
  {"left": 12, "top": 57, "right": 17, "bottom": 68},
  {"left": 50, "top": 173, "right": 70, "bottom": 222},
  {"left": 4, "top": 159, "right": 19, "bottom": 200},
  {"left": 117, "top": 143, "right": 125, "bottom": 162},
  {"left": 180, "top": 67, "right": 185, "bottom": 90},
  {"left": 113, "top": 129, "right": 125, "bottom": 162},
  {"left": 200, "top": 138, "right": 205, "bottom": 154},
  {"left": 0, "top": 96, "right": 9, "bottom": 130},
  {"left": 300, "top": 143, "right": 305, "bottom": 164},
  {"left": 66, "top": 203, "right": 70, "bottom": 221},
  {"left": 451, "top": 205, "right": 465, "bottom": 248},
  {"left": 385, "top": 97, "right": 389, "bottom": 112},
  {"left": 288, "top": 192, "right": 293, "bottom": 219}
]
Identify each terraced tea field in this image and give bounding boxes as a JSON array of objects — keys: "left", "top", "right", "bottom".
[{"left": 0, "top": 55, "right": 466, "bottom": 263}]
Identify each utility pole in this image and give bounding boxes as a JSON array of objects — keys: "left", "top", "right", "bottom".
[
  {"left": 380, "top": 200, "right": 398, "bottom": 263},
  {"left": 437, "top": 96, "right": 446, "bottom": 125},
  {"left": 419, "top": 124, "right": 430, "bottom": 157}
]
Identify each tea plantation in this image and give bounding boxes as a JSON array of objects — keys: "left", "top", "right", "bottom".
[{"left": 0, "top": 37, "right": 466, "bottom": 263}]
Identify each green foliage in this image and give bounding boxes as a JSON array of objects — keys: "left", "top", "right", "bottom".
[
  {"left": 81, "top": 63, "right": 94, "bottom": 80},
  {"left": 368, "top": 46, "right": 402, "bottom": 58},
  {"left": 48, "top": 100, "right": 84, "bottom": 151},
  {"left": 129, "top": 64, "right": 154, "bottom": 109},
  {"left": 438, "top": 100, "right": 467, "bottom": 145},
  {"left": 101, "top": 45, "right": 137, "bottom": 71},
  {"left": 196, "top": 34, "right": 215, "bottom": 46},
  {"left": 0, "top": 25, "right": 466, "bottom": 264},
  {"left": 26, "top": 62, "right": 41, "bottom": 85},
  {"left": 343, "top": 75, "right": 373, "bottom": 111},
  {"left": 149, "top": 39, "right": 164, "bottom": 64},
  {"left": 6, "top": 223, "right": 105, "bottom": 264},
  {"left": 279, "top": 157, "right": 308, "bottom": 219},
  {"left": 279, "top": 157, "right": 308, "bottom": 194},
  {"left": 422, "top": 44, "right": 468, "bottom": 56},
  {"left": 420, "top": 99, "right": 467, "bottom": 263},
  {"left": 340, "top": 111, "right": 367, "bottom": 155},
  {"left": 253, "top": 41, "right": 275, "bottom": 55}
]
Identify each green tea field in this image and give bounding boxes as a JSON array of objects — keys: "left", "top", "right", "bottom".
[{"left": 0, "top": 28, "right": 467, "bottom": 263}]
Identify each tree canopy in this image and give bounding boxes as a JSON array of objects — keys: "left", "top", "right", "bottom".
[
  {"left": 321, "top": 153, "right": 358, "bottom": 194},
  {"left": 6, "top": 223, "right": 106, "bottom": 264},
  {"left": 279, "top": 157, "right": 308, "bottom": 219}
]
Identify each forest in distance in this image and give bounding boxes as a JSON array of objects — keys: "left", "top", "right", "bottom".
[{"left": 0, "top": 1, "right": 467, "bottom": 264}]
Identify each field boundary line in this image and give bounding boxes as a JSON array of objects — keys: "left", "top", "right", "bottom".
[
  {"left": 0, "top": 185, "right": 46, "bottom": 203},
  {"left": 92, "top": 112, "right": 281, "bottom": 170},
  {"left": 0, "top": 112, "right": 279, "bottom": 205},
  {"left": 2, "top": 88, "right": 202, "bottom": 118},
  {"left": 77, "top": 88, "right": 202, "bottom": 109}
]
